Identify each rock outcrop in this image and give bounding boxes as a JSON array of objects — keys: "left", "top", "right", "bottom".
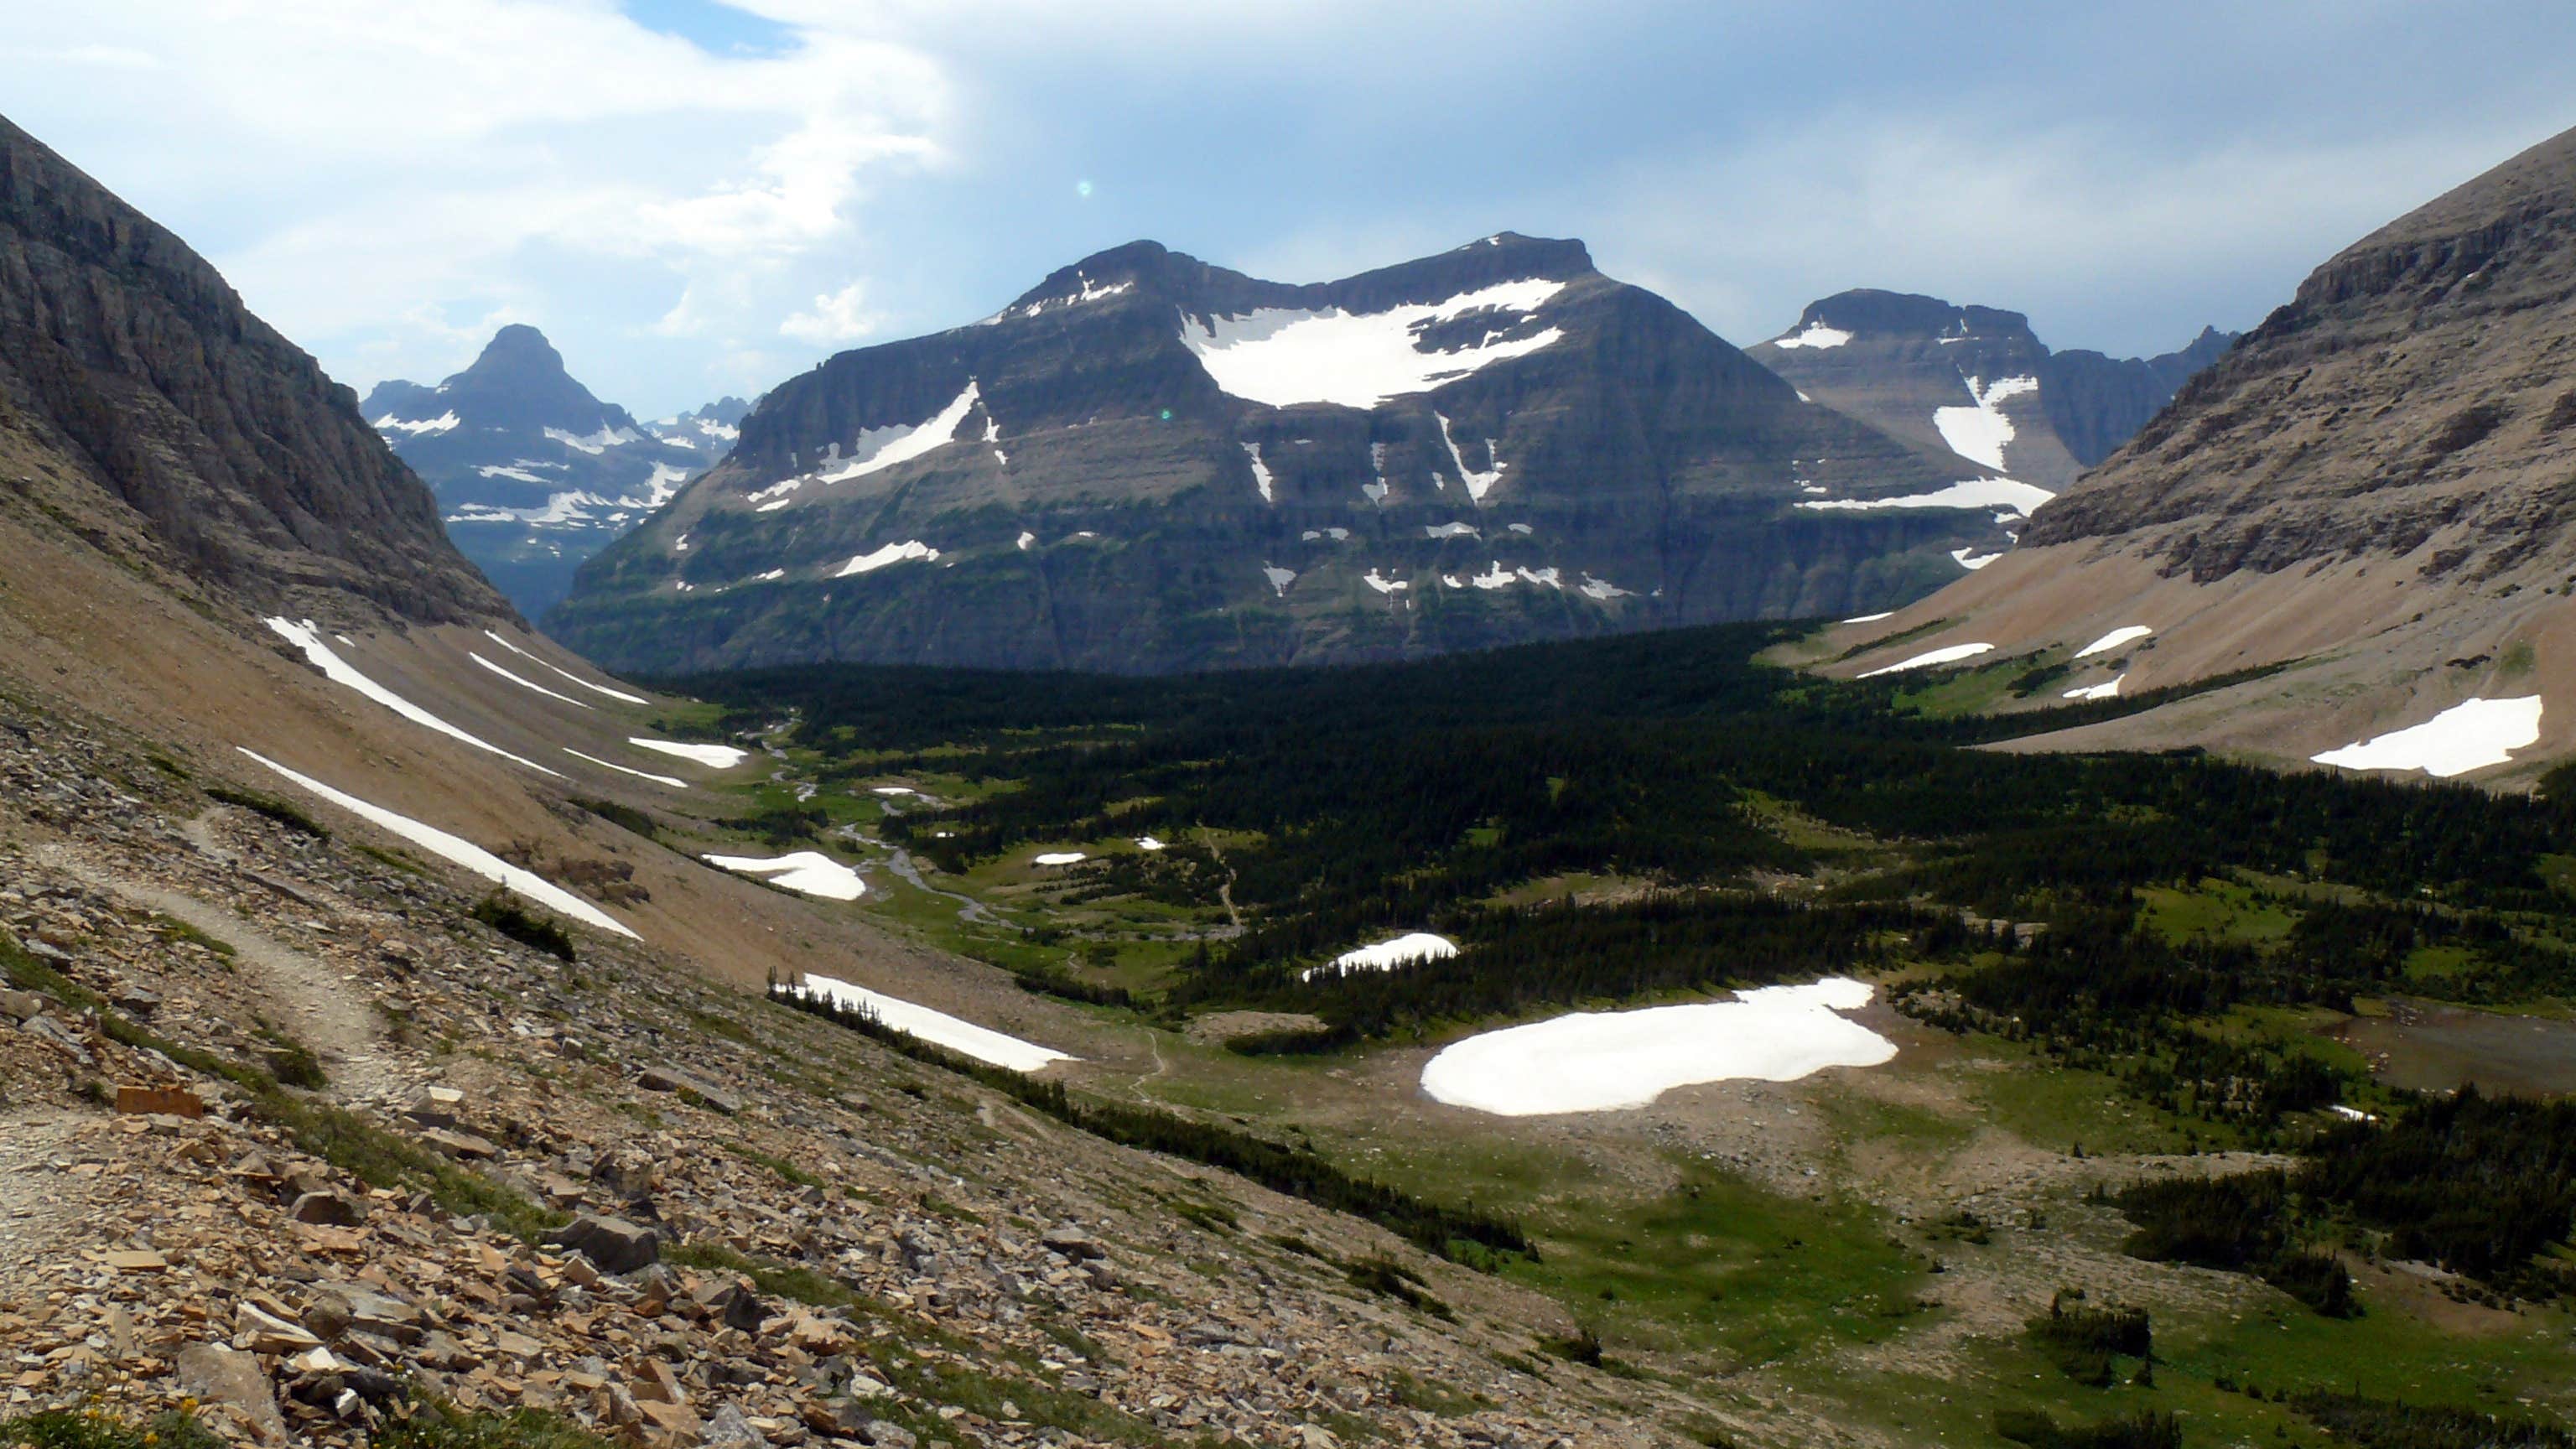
[{"left": 0, "top": 112, "right": 507, "bottom": 626}]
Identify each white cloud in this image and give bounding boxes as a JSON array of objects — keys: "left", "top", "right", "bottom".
[{"left": 779, "top": 280, "right": 883, "bottom": 344}]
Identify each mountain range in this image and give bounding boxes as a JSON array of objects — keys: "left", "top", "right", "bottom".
[
  {"left": 546, "top": 234, "right": 2034, "bottom": 674},
  {"left": 361, "top": 329, "right": 747, "bottom": 617},
  {"left": 1748, "top": 290, "right": 2236, "bottom": 492}
]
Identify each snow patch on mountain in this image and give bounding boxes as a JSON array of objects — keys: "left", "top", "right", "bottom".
[
  {"left": 1179, "top": 278, "right": 1567, "bottom": 409},
  {"left": 1934, "top": 375, "right": 2039, "bottom": 471},
  {"left": 836, "top": 541, "right": 941, "bottom": 577}
]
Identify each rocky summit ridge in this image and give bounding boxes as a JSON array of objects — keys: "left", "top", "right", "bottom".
[
  {"left": 548, "top": 233, "right": 2021, "bottom": 675},
  {"left": 363, "top": 328, "right": 732, "bottom": 619}
]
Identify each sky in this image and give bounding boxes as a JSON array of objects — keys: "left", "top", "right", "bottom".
[{"left": 5, "top": 1, "right": 2573, "bottom": 418}]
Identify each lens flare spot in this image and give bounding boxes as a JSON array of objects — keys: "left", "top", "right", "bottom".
[{"left": 1076, "top": 179, "right": 1094, "bottom": 199}]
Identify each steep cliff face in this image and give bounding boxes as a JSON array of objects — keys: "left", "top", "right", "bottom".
[
  {"left": 362, "top": 326, "right": 718, "bottom": 617},
  {"left": 0, "top": 113, "right": 507, "bottom": 626},
  {"left": 1820, "top": 124, "right": 2576, "bottom": 779},
  {"left": 552, "top": 235, "right": 2011, "bottom": 674},
  {"left": 1748, "top": 289, "right": 2236, "bottom": 493}
]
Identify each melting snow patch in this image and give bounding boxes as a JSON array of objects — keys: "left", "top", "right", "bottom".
[
  {"left": 792, "top": 974, "right": 1072, "bottom": 1071},
  {"left": 1033, "top": 852, "right": 1087, "bottom": 866},
  {"left": 2075, "top": 626, "right": 2153, "bottom": 658},
  {"left": 1420, "top": 978, "right": 1893, "bottom": 1115},
  {"left": 1261, "top": 564, "right": 1297, "bottom": 596},
  {"left": 871, "top": 786, "right": 917, "bottom": 797},
  {"left": 470, "top": 652, "right": 592, "bottom": 709},
  {"left": 544, "top": 423, "right": 641, "bottom": 454},
  {"left": 1469, "top": 562, "right": 1514, "bottom": 589},
  {"left": 1770, "top": 321, "right": 1853, "bottom": 351},
  {"left": 1842, "top": 611, "right": 1894, "bottom": 624},
  {"left": 1180, "top": 278, "right": 1567, "bottom": 409},
  {"left": 1577, "top": 574, "right": 1630, "bottom": 601},
  {"left": 704, "top": 850, "right": 865, "bottom": 901},
  {"left": 1016, "top": 531, "right": 1036, "bottom": 551},
  {"left": 2062, "top": 675, "right": 2125, "bottom": 701},
  {"left": 375, "top": 411, "right": 460, "bottom": 435},
  {"left": 1303, "top": 932, "right": 1458, "bottom": 982},
  {"left": 836, "top": 541, "right": 940, "bottom": 577},
  {"left": 1435, "top": 413, "right": 1505, "bottom": 502},
  {"left": 628, "top": 738, "right": 748, "bottom": 769},
  {"left": 1933, "top": 375, "right": 2038, "bottom": 472},
  {"left": 1241, "top": 442, "right": 1275, "bottom": 502},
  {"left": 481, "top": 631, "right": 649, "bottom": 704},
  {"left": 1425, "top": 522, "right": 1479, "bottom": 539},
  {"left": 562, "top": 749, "right": 684, "bottom": 788},
  {"left": 1363, "top": 569, "right": 1409, "bottom": 595},
  {"left": 1135, "top": 836, "right": 1167, "bottom": 851},
  {"left": 236, "top": 750, "right": 634, "bottom": 937},
  {"left": 1798, "top": 476, "right": 2054, "bottom": 517},
  {"left": 2311, "top": 696, "right": 2543, "bottom": 779},
  {"left": 1857, "top": 643, "right": 1994, "bottom": 678},
  {"left": 1951, "top": 548, "right": 2004, "bottom": 570},
  {"left": 1508, "top": 522, "right": 1534, "bottom": 535},
  {"left": 264, "top": 619, "right": 560, "bottom": 776}
]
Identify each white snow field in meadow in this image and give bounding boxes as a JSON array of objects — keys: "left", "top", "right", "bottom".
[
  {"left": 562, "top": 748, "right": 685, "bottom": 788},
  {"left": 2311, "top": 696, "right": 2543, "bottom": 779},
  {"left": 703, "top": 850, "right": 865, "bottom": 901},
  {"left": 1420, "top": 978, "right": 1894, "bottom": 1116},
  {"left": 236, "top": 749, "right": 637, "bottom": 938},
  {"left": 1180, "top": 278, "right": 1566, "bottom": 410},
  {"left": 1841, "top": 611, "right": 1894, "bottom": 625},
  {"left": 1301, "top": 932, "right": 1458, "bottom": 982},
  {"left": 628, "top": 738, "right": 750, "bottom": 769},
  {"left": 1857, "top": 642, "right": 1994, "bottom": 678},
  {"left": 793, "top": 974, "right": 1072, "bottom": 1072},
  {"left": 1797, "top": 475, "right": 2053, "bottom": 517},
  {"left": 2075, "top": 625, "right": 2153, "bottom": 658},
  {"left": 1135, "top": 836, "right": 1168, "bottom": 851},
  {"left": 470, "top": 652, "right": 592, "bottom": 709},
  {"left": 1032, "top": 852, "right": 1087, "bottom": 866},
  {"left": 265, "top": 618, "right": 562, "bottom": 777},
  {"left": 2062, "top": 675, "right": 2125, "bottom": 701}
]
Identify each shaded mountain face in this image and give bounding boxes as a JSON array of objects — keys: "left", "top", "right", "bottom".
[
  {"left": 363, "top": 328, "right": 719, "bottom": 617},
  {"left": 1821, "top": 123, "right": 2576, "bottom": 777},
  {"left": 1749, "top": 291, "right": 2236, "bottom": 492},
  {"left": 551, "top": 234, "right": 2018, "bottom": 675},
  {"left": 0, "top": 113, "right": 506, "bottom": 626}
]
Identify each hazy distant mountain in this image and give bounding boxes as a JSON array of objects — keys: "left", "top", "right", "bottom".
[
  {"left": 549, "top": 233, "right": 2021, "bottom": 675},
  {"left": 362, "top": 327, "right": 719, "bottom": 617},
  {"left": 1749, "top": 290, "right": 2237, "bottom": 493},
  {"left": 1826, "top": 122, "right": 2576, "bottom": 776}
]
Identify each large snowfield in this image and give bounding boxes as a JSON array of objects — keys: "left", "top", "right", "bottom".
[
  {"left": 2312, "top": 696, "right": 2544, "bottom": 778},
  {"left": 792, "top": 974, "right": 1072, "bottom": 1072},
  {"left": 1179, "top": 278, "right": 1566, "bottom": 409},
  {"left": 237, "top": 749, "right": 637, "bottom": 938},
  {"left": 1797, "top": 475, "right": 2053, "bottom": 516},
  {"left": 1419, "top": 977, "right": 1895, "bottom": 1115}
]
